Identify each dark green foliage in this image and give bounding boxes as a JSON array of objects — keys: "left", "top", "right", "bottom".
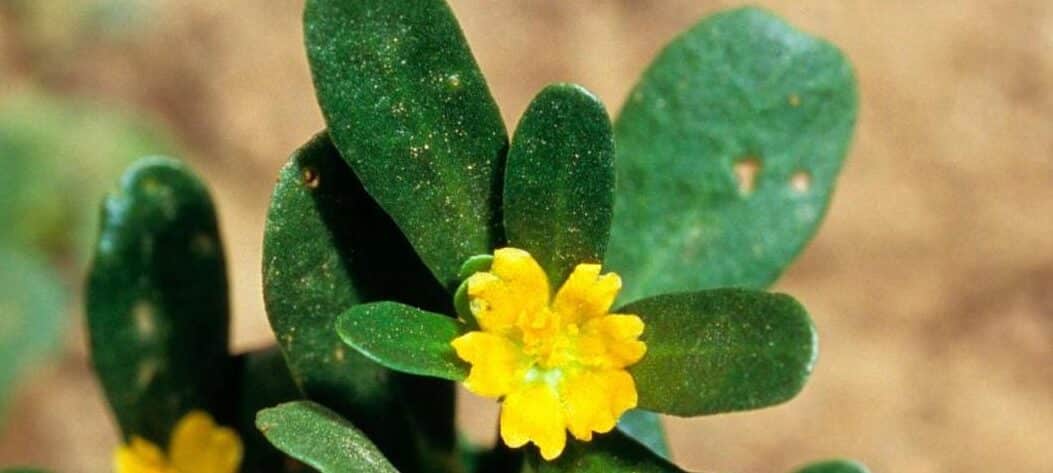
[
  {"left": 793, "top": 460, "right": 871, "bottom": 473},
  {"left": 529, "top": 430, "right": 684, "bottom": 473},
  {"left": 616, "top": 409, "right": 670, "bottom": 459},
  {"left": 625, "top": 289, "right": 817, "bottom": 416},
  {"left": 85, "top": 157, "right": 232, "bottom": 445},
  {"left": 304, "top": 0, "right": 508, "bottom": 290},
  {"left": 256, "top": 401, "right": 399, "bottom": 473},
  {"left": 504, "top": 83, "right": 615, "bottom": 283},
  {"left": 607, "top": 7, "right": 858, "bottom": 303},
  {"left": 262, "top": 132, "right": 456, "bottom": 472},
  {"left": 337, "top": 302, "right": 469, "bottom": 381},
  {"left": 234, "top": 348, "right": 303, "bottom": 473}
]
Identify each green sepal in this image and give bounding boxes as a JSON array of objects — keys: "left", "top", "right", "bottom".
[
  {"left": 85, "top": 157, "right": 232, "bottom": 444},
  {"left": 304, "top": 0, "right": 509, "bottom": 290},
  {"left": 262, "top": 132, "right": 454, "bottom": 471},
  {"left": 616, "top": 409, "right": 670, "bottom": 459},
  {"left": 528, "top": 429, "right": 685, "bottom": 473},
  {"left": 233, "top": 347, "right": 303, "bottom": 473},
  {"left": 256, "top": 401, "right": 399, "bottom": 473},
  {"left": 337, "top": 301, "right": 469, "bottom": 381},
  {"left": 793, "top": 459, "right": 871, "bottom": 473},
  {"left": 454, "top": 254, "right": 493, "bottom": 328},
  {"left": 504, "top": 83, "right": 615, "bottom": 283},
  {"left": 608, "top": 7, "right": 859, "bottom": 302},
  {"left": 459, "top": 254, "right": 495, "bottom": 280},
  {"left": 624, "top": 289, "right": 817, "bottom": 416}
]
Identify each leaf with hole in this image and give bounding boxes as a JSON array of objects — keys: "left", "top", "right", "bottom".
[
  {"left": 305, "top": 0, "right": 508, "bottom": 290},
  {"left": 337, "top": 301, "right": 470, "bottom": 381},
  {"left": 263, "top": 132, "right": 455, "bottom": 471},
  {"left": 85, "top": 157, "right": 232, "bottom": 445},
  {"left": 504, "top": 83, "right": 615, "bottom": 283},
  {"left": 607, "top": 7, "right": 858, "bottom": 302},
  {"left": 625, "top": 289, "right": 817, "bottom": 416},
  {"left": 256, "top": 401, "right": 399, "bottom": 473}
]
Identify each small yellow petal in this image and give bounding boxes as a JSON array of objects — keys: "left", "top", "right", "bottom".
[
  {"left": 452, "top": 332, "right": 526, "bottom": 397},
  {"left": 115, "top": 437, "right": 167, "bottom": 473},
  {"left": 582, "top": 314, "right": 647, "bottom": 368},
  {"left": 500, "top": 383, "right": 567, "bottom": 460},
  {"left": 552, "top": 264, "right": 621, "bottom": 325},
  {"left": 467, "top": 248, "right": 550, "bottom": 333},
  {"left": 169, "top": 410, "right": 243, "bottom": 473},
  {"left": 561, "top": 370, "right": 638, "bottom": 441}
]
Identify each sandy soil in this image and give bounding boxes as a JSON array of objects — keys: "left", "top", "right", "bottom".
[{"left": 1, "top": 1, "right": 1051, "bottom": 471}]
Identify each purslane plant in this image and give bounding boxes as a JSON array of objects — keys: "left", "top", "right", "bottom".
[{"left": 75, "top": 1, "right": 866, "bottom": 473}]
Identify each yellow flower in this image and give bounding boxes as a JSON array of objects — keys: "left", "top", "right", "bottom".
[
  {"left": 115, "top": 410, "right": 243, "bottom": 473},
  {"left": 451, "top": 247, "right": 647, "bottom": 460}
]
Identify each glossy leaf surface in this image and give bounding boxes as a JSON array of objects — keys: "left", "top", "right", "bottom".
[
  {"left": 234, "top": 347, "right": 302, "bottom": 473},
  {"left": 793, "top": 460, "right": 870, "bottom": 473},
  {"left": 305, "top": 0, "right": 508, "bottom": 289},
  {"left": 256, "top": 401, "right": 398, "bottom": 473},
  {"left": 504, "top": 83, "right": 615, "bottom": 283},
  {"left": 262, "top": 133, "right": 454, "bottom": 471},
  {"left": 530, "top": 429, "right": 684, "bottom": 473},
  {"left": 337, "top": 301, "right": 469, "bottom": 381},
  {"left": 608, "top": 7, "right": 858, "bottom": 302},
  {"left": 86, "top": 157, "right": 231, "bottom": 444},
  {"left": 625, "top": 289, "right": 817, "bottom": 416}
]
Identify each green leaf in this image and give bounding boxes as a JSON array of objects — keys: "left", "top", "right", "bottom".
[
  {"left": 0, "top": 246, "right": 65, "bottom": 420},
  {"left": 337, "top": 301, "right": 469, "bottom": 381},
  {"left": 504, "top": 83, "right": 615, "bottom": 283},
  {"left": 85, "top": 157, "right": 232, "bottom": 445},
  {"left": 616, "top": 409, "right": 670, "bottom": 459},
  {"left": 305, "top": 0, "right": 508, "bottom": 289},
  {"left": 263, "top": 132, "right": 455, "bottom": 471},
  {"left": 256, "top": 401, "right": 398, "bottom": 473},
  {"left": 234, "top": 347, "right": 302, "bottom": 473},
  {"left": 624, "top": 289, "right": 817, "bottom": 416},
  {"left": 608, "top": 7, "right": 858, "bottom": 302},
  {"left": 529, "top": 429, "right": 685, "bottom": 473},
  {"left": 793, "top": 459, "right": 871, "bottom": 473}
]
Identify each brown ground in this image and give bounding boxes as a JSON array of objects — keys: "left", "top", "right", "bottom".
[{"left": 2, "top": 1, "right": 1052, "bottom": 471}]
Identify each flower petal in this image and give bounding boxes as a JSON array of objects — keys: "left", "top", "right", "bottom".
[
  {"left": 553, "top": 264, "right": 621, "bottom": 324},
  {"left": 168, "top": 410, "right": 243, "bottom": 473},
  {"left": 561, "top": 369, "right": 638, "bottom": 441},
  {"left": 468, "top": 248, "right": 550, "bottom": 332},
  {"left": 500, "top": 383, "right": 567, "bottom": 460},
  {"left": 582, "top": 314, "right": 647, "bottom": 368},
  {"left": 115, "top": 437, "right": 167, "bottom": 473},
  {"left": 452, "top": 331, "right": 526, "bottom": 398}
]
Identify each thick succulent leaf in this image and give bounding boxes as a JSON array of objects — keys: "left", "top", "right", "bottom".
[
  {"left": 337, "top": 302, "right": 469, "bottom": 381},
  {"left": 234, "top": 347, "right": 302, "bottom": 473},
  {"left": 504, "top": 83, "right": 615, "bottom": 283},
  {"left": 608, "top": 7, "right": 858, "bottom": 302},
  {"left": 624, "top": 289, "right": 817, "bottom": 416},
  {"left": 256, "top": 401, "right": 398, "bottom": 473},
  {"left": 85, "top": 157, "right": 232, "bottom": 444},
  {"left": 616, "top": 409, "right": 670, "bottom": 459},
  {"left": 304, "top": 0, "right": 508, "bottom": 289},
  {"left": 0, "top": 246, "right": 65, "bottom": 419},
  {"left": 263, "top": 132, "right": 455, "bottom": 471},
  {"left": 793, "top": 460, "right": 871, "bottom": 473},
  {"left": 529, "top": 429, "right": 685, "bottom": 473}
]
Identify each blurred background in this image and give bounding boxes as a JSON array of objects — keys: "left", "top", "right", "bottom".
[{"left": 1, "top": 0, "right": 1051, "bottom": 471}]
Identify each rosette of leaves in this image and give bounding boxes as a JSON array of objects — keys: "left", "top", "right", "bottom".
[{"left": 258, "top": 1, "right": 863, "bottom": 473}]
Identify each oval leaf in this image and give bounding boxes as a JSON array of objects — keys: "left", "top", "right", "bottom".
[
  {"left": 86, "top": 157, "right": 232, "bottom": 444},
  {"left": 625, "top": 289, "right": 817, "bottom": 416},
  {"left": 305, "top": 0, "right": 508, "bottom": 289},
  {"left": 256, "top": 401, "right": 398, "bottom": 473},
  {"left": 532, "top": 429, "right": 685, "bottom": 473},
  {"left": 793, "top": 460, "right": 871, "bottom": 473},
  {"left": 263, "top": 132, "right": 454, "bottom": 470},
  {"left": 337, "top": 301, "right": 469, "bottom": 381},
  {"left": 504, "top": 83, "right": 615, "bottom": 283},
  {"left": 608, "top": 7, "right": 859, "bottom": 302}
]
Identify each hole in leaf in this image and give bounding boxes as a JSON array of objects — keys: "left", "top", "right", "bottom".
[
  {"left": 734, "top": 157, "right": 761, "bottom": 195},
  {"left": 302, "top": 167, "right": 320, "bottom": 189},
  {"left": 791, "top": 171, "right": 811, "bottom": 193}
]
